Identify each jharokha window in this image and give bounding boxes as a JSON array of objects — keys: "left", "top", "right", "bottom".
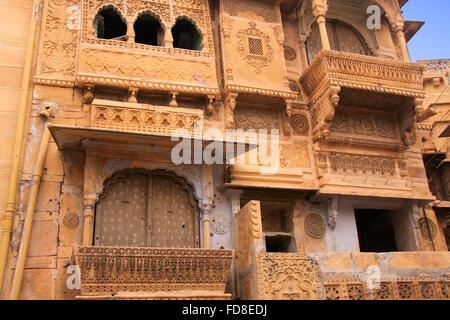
[
  {"left": 94, "top": 170, "right": 200, "bottom": 248},
  {"left": 134, "top": 12, "right": 165, "bottom": 46},
  {"left": 171, "top": 18, "right": 203, "bottom": 51},
  {"left": 306, "top": 20, "right": 371, "bottom": 63},
  {"left": 94, "top": 6, "right": 127, "bottom": 41}
]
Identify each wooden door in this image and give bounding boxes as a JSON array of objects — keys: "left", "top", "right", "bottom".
[{"left": 95, "top": 172, "right": 199, "bottom": 248}]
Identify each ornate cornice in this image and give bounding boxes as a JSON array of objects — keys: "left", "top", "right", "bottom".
[
  {"left": 223, "top": 84, "right": 297, "bottom": 99},
  {"left": 34, "top": 76, "right": 75, "bottom": 88},
  {"left": 76, "top": 74, "right": 220, "bottom": 95}
]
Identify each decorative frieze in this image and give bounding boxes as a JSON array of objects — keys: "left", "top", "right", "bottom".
[
  {"left": 234, "top": 106, "right": 280, "bottom": 131},
  {"left": 324, "top": 278, "right": 450, "bottom": 300},
  {"left": 316, "top": 152, "right": 406, "bottom": 178}
]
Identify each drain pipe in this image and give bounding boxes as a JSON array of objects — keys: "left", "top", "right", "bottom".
[
  {"left": 0, "top": 0, "right": 41, "bottom": 292},
  {"left": 10, "top": 102, "right": 57, "bottom": 300}
]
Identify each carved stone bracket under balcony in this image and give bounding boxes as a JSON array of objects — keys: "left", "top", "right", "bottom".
[{"left": 73, "top": 246, "right": 234, "bottom": 299}]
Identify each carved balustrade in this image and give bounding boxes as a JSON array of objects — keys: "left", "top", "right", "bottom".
[
  {"left": 73, "top": 246, "right": 234, "bottom": 297},
  {"left": 301, "top": 50, "right": 425, "bottom": 101},
  {"left": 90, "top": 100, "right": 204, "bottom": 138},
  {"left": 420, "top": 59, "right": 450, "bottom": 73}
]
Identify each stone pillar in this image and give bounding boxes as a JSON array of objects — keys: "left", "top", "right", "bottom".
[
  {"left": 392, "top": 21, "right": 411, "bottom": 62},
  {"left": 127, "top": 22, "right": 135, "bottom": 43},
  {"left": 299, "top": 34, "right": 309, "bottom": 70},
  {"left": 201, "top": 165, "right": 214, "bottom": 249},
  {"left": 165, "top": 31, "right": 174, "bottom": 48},
  {"left": 312, "top": 0, "right": 330, "bottom": 51},
  {"left": 82, "top": 193, "right": 97, "bottom": 246},
  {"left": 201, "top": 203, "right": 211, "bottom": 249}
]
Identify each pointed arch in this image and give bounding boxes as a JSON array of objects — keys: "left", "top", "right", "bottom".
[{"left": 171, "top": 16, "right": 203, "bottom": 51}]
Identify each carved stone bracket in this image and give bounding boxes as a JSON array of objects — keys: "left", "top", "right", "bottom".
[
  {"left": 225, "top": 92, "right": 238, "bottom": 129},
  {"left": 169, "top": 92, "right": 179, "bottom": 108},
  {"left": 311, "top": 85, "right": 341, "bottom": 141},
  {"left": 128, "top": 87, "right": 139, "bottom": 103},
  {"left": 83, "top": 84, "right": 95, "bottom": 104},
  {"left": 327, "top": 197, "right": 338, "bottom": 230}
]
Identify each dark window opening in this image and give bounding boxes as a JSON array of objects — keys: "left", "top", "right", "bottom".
[
  {"left": 172, "top": 18, "right": 202, "bottom": 51},
  {"left": 355, "top": 209, "right": 398, "bottom": 252},
  {"left": 260, "top": 201, "right": 296, "bottom": 253},
  {"left": 265, "top": 235, "right": 297, "bottom": 253},
  {"left": 134, "top": 13, "right": 164, "bottom": 46},
  {"left": 94, "top": 7, "right": 127, "bottom": 41}
]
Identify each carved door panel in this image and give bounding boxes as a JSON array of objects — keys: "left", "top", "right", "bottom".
[
  {"left": 95, "top": 174, "right": 148, "bottom": 247},
  {"left": 307, "top": 21, "right": 369, "bottom": 63},
  {"left": 333, "top": 22, "right": 368, "bottom": 55},
  {"left": 149, "top": 176, "right": 198, "bottom": 248},
  {"left": 95, "top": 172, "right": 199, "bottom": 248}
]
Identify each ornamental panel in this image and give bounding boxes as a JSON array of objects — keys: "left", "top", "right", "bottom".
[{"left": 73, "top": 246, "right": 234, "bottom": 296}]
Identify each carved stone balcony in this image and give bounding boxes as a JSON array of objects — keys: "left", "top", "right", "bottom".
[
  {"left": 75, "top": 0, "right": 219, "bottom": 96},
  {"left": 300, "top": 50, "right": 426, "bottom": 145},
  {"left": 73, "top": 246, "right": 234, "bottom": 299},
  {"left": 301, "top": 50, "right": 425, "bottom": 100}
]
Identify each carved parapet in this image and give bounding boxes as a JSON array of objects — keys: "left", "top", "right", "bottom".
[
  {"left": 300, "top": 50, "right": 426, "bottom": 104},
  {"left": 73, "top": 246, "right": 234, "bottom": 297},
  {"left": 89, "top": 99, "right": 204, "bottom": 138}
]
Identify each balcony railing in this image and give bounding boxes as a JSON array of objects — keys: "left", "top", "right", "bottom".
[
  {"left": 300, "top": 50, "right": 425, "bottom": 101},
  {"left": 73, "top": 246, "right": 234, "bottom": 297},
  {"left": 419, "top": 59, "right": 450, "bottom": 73},
  {"left": 90, "top": 99, "right": 204, "bottom": 138}
]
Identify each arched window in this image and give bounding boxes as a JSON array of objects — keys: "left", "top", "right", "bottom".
[
  {"left": 94, "top": 170, "right": 200, "bottom": 248},
  {"left": 134, "top": 12, "right": 165, "bottom": 46},
  {"left": 171, "top": 18, "right": 202, "bottom": 51},
  {"left": 306, "top": 20, "right": 371, "bottom": 63},
  {"left": 94, "top": 6, "right": 127, "bottom": 41}
]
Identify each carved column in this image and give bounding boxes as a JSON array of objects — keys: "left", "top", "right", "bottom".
[
  {"left": 299, "top": 34, "right": 309, "bottom": 70},
  {"left": 201, "top": 165, "right": 214, "bottom": 248},
  {"left": 127, "top": 22, "right": 135, "bottom": 43},
  {"left": 392, "top": 21, "right": 411, "bottom": 62},
  {"left": 312, "top": 0, "right": 330, "bottom": 51},
  {"left": 165, "top": 31, "right": 174, "bottom": 48},
  {"left": 201, "top": 199, "right": 212, "bottom": 249},
  {"left": 82, "top": 193, "right": 97, "bottom": 246}
]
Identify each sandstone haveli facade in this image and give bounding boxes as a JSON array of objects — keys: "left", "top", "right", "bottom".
[{"left": 0, "top": 0, "right": 448, "bottom": 300}]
